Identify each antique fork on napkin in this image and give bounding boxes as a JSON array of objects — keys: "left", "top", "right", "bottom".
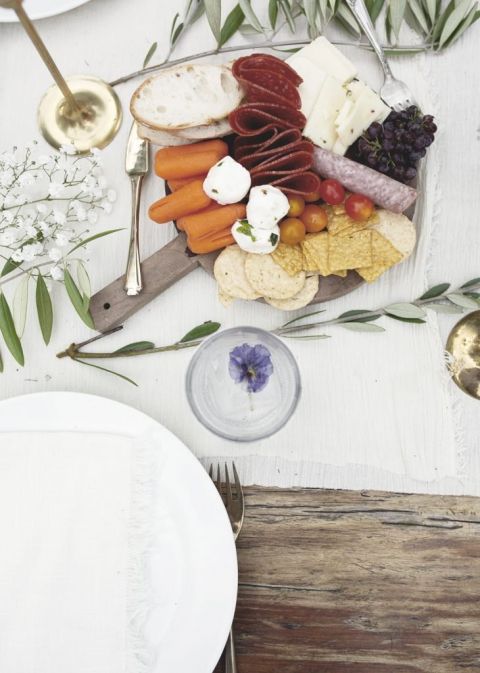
[
  {"left": 210, "top": 463, "right": 244, "bottom": 673},
  {"left": 345, "top": 0, "right": 417, "bottom": 111},
  {"left": 124, "top": 122, "right": 149, "bottom": 295}
]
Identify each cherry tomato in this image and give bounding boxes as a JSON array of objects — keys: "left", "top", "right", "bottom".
[
  {"left": 304, "top": 189, "right": 322, "bottom": 203},
  {"left": 345, "top": 193, "right": 374, "bottom": 221},
  {"left": 319, "top": 179, "right": 345, "bottom": 205},
  {"left": 279, "top": 217, "right": 306, "bottom": 245},
  {"left": 287, "top": 195, "right": 305, "bottom": 217},
  {"left": 300, "top": 205, "right": 328, "bottom": 233}
]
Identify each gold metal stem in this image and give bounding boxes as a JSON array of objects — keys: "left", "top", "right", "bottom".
[{"left": 7, "top": 0, "right": 82, "bottom": 119}]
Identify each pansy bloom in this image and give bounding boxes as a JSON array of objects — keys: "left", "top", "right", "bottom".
[{"left": 228, "top": 343, "right": 273, "bottom": 393}]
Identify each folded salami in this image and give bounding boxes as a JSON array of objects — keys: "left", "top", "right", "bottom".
[
  {"left": 313, "top": 147, "right": 417, "bottom": 213},
  {"left": 252, "top": 171, "right": 322, "bottom": 196},
  {"left": 229, "top": 103, "right": 305, "bottom": 135},
  {"left": 232, "top": 54, "right": 302, "bottom": 86}
]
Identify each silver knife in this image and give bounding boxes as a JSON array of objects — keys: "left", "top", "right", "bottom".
[{"left": 124, "top": 122, "right": 149, "bottom": 295}]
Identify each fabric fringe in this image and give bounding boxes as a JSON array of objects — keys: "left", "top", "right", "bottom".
[{"left": 126, "top": 434, "right": 163, "bottom": 673}]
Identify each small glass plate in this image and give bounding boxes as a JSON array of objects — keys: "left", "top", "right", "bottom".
[{"left": 186, "top": 326, "right": 301, "bottom": 442}]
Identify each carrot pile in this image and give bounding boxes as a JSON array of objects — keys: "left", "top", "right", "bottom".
[{"left": 149, "top": 139, "right": 240, "bottom": 254}]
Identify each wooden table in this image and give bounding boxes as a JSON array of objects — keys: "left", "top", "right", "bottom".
[{"left": 215, "top": 487, "right": 480, "bottom": 672}]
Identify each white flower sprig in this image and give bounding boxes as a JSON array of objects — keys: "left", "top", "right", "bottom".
[{"left": 0, "top": 142, "right": 120, "bottom": 369}]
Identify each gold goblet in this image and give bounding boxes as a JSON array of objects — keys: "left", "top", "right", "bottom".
[
  {"left": 446, "top": 310, "right": 480, "bottom": 400},
  {"left": 1, "top": 0, "right": 122, "bottom": 153}
]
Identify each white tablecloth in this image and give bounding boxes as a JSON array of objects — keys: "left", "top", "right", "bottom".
[{"left": 1, "top": 0, "right": 479, "bottom": 495}]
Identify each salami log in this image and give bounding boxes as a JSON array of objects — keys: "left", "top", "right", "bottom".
[{"left": 313, "top": 147, "right": 417, "bottom": 213}]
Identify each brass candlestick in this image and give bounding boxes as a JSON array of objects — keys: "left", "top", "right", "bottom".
[
  {"left": 2, "top": 0, "right": 122, "bottom": 153},
  {"left": 446, "top": 311, "right": 480, "bottom": 400}
]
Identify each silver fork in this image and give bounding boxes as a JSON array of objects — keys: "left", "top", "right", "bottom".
[
  {"left": 209, "top": 462, "right": 245, "bottom": 673},
  {"left": 345, "top": 0, "right": 417, "bottom": 111}
]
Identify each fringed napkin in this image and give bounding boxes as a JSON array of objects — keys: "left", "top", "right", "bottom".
[{"left": 0, "top": 431, "right": 156, "bottom": 673}]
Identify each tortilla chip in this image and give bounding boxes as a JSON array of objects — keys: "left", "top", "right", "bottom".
[
  {"left": 301, "top": 232, "right": 330, "bottom": 276},
  {"left": 328, "top": 230, "right": 373, "bottom": 271},
  {"left": 328, "top": 210, "right": 379, "bottom": 238},
  {"left": 332, "top": 269, "right": 348, "bottom": 277},
  {"left": 272, "top": 243, "right": 304, "bottom": 277},
  {"left": 356, "top": 230, "right": 403, "bottom": 282}
]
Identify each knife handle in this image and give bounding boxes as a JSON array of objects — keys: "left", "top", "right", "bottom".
[
  {"left": 90, "top": 233, "right": 200, "bottom": 332},
  {"left": 124, "top": 174, "right": 144, "bottom": 295}
]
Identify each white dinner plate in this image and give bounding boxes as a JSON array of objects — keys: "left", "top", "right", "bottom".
[
  {"left": 0, "top": 0, "right": 92, "bottom": 22},
  {"left": 0, "top": 391, "right": 237, "bottom": 673}
]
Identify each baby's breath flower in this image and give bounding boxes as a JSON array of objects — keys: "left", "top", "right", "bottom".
[
  {"left": 48, "top": 247, "right": 63, "bottom": 262},
  {"left": 50, "top": 265, "right": 64, "bottom": 281},
  {"left": 107, "top": 189, "right": 117, "bottom": 203}
]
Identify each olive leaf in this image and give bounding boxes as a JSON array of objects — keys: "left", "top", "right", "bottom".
[
  {"left": 0, "top": 293, "right": 24, "bottom": 366},
  {"left": 180, "top": 320, "right": 221, "bottom": 342},
  {"left": 423, "top": 0, "right": 439, "bottom": 23},
  {"left": 204, "top": 0, "right": 222, "bottom": 42},
  {"left": 114, "top": 341, "right": 155, "bottom": 353},
  {"left": 447, "top": 292, "right": 479, "bottom": 309},
  {"left": 142, "top": 42, "right": 158, "bottom": 68},
  {"left": 64, "top": 269, "right": 95, "bottom": 330},
  {"left": 461, "top": 277, "right": 480, "bottom": 288},
  {"left": 304, "top": 0, "right": 318, "bottom": 35},
  {"left": 239, "top": 0, "right": 263, "bottom": 32},
  {"left": 406, "top": 0, "right": 430, "bottom": 33},
  {"left": 1, "top": 257, "right": 21, "bottom": 278},
  {"left": 338, "top": 309, "right": 382, "bottom": 323},
  {"left": 36, "top": 272, "right": 53, "bottom": 345},
  {"left": 387, "top": 315, "right": 426, "bottom": 324},
  {"left": 278, "top": 0, "right": 296, "bottom": 32},
  {"left": 67, "top": 228, "right": 123, "bottom": 256},
  {"left": 438, "top": 0, "right": 473, "bottom": 49},
  {"left": 389, "top": 0, "right": 408, "bottom": 39},
  {"left": 0, "top": 349, "right": 3, "bottom": 373},
  {"left": 368, "top": 0, "right": 386, "bottom": 22},
  {"left": 77, "top": 261, "right": 91, "bottom": 309},
  {"left": 268, "top": 0, "right": 279, "bottom": 27},
  {"left": 220, "top": 4, "right": 245, "bottom": 45},
  {"left": 385, "top": 302, "right": 426, "bottom": 319},
  {"left": 340, "top": 321, "right": 386, "bottom": 332},
  {"left": 427, "top": 302, "right": 464, "bottom": 314},
  {"left": 75, "top": 359, "right": 138, "bottom": 387},
  {"left": 13, "top": 273, "right": 29, "bottom": 339},
  {"left": 336, "top": 3, "right": 361, "bottom": 34},
  {"left": 420, "top": 282, "right": 450, "bottom": 300}
]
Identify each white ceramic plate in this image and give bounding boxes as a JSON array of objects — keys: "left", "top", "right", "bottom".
[
  {"left": 0, "top": 0, "right": 91, "bottom": 22},
  {"left": 0, "top": 392, "right": 237, "bottom": 673}
]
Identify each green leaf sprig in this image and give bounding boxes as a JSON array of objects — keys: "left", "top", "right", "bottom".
[{"left": 57, "top": 278, "right": 480, "bottom": 386}]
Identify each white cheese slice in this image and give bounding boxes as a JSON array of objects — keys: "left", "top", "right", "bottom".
[
  {"left": 286, "top": 55, "right": 327, "bottom": 117},
  {"left": 303, "top": 76, "right": 347, "bottom": 150},
  {"left": 295, "top": 36, "right": 357, "bottom": 85},
  {"left": 336, "top": 87, "right": 391, "bottom": 148},
  {"left": 335, "top": 98, "right": 355, "bottom": 132},
  {"left": 332, "top": 138, "right": 349, "bottom": 156}
]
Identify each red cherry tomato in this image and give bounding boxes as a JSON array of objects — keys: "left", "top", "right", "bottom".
[
  {"left": 319, "top": 179, "right": 345, "bottom": 205},
  {"left": 344, "top": 193, "right": 375, "bottom": 221}
]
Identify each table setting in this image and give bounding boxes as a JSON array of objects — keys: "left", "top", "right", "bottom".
[{"left": 1, "top": 1, "right": 480, "bottom": 671}]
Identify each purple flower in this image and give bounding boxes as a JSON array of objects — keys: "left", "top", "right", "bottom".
[{"left": 228, "top": 343, "right": 274, "bottom": 393}]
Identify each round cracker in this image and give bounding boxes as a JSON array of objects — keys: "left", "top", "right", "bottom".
[
  {"left": 265, "top": 275, "right": 319, "bottom": 311},
  {"left": 245, "top": 253, "right": 305, "bottom": 300},
  {"left": 370, "top": 210, "right": 416, "bottom": 259},
  {"left": 214, "top": 245, "right": 260, "bottom": 300}
]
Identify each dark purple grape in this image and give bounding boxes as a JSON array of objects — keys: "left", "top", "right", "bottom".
[
  {"left": 404, "top": 167, "right": 417, "bottom": 181},
  {"left": 383, "top": 139, "right": 395, "bottom": 151},
  {"left": 366, "top": 152, "right": 378, "bottom": 167},
  {"left": 423, "top": 114, "right": 434, "bottom": 124},
  {"left": 392, "top": 166, "right": 405, "bottom": 181}
]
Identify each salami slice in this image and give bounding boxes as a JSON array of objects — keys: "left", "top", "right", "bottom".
[
  {"left": 232, "top": 54, "right": 302, "bottom": 86},
  {"left": 234, "top": 128, "right": 296, "bottom": 158},
  {"left": 236, "top": 70, "right": 301, "bottom": 109},
  {"left": 247, "top": 147, "right": 314, "bottom": 175},
  {"left": 313, "top": 147, "right": 417, "bottom": 213},
  {"left": 252, "top": 171, "right": 322, "bottom": 196},
  {"left": 238, "top": 138, "right": 312, "bottom": 168},
  {"left": 229, "top": 103, "right": 306, "bottom": 135}
]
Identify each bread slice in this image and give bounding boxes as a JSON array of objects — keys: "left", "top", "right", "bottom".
[
  {"left": 136, "top": 123, "right": 193, "bottom": 146},
  {"left": 131, "top": 64, "right": 243, "bottom": 131}
]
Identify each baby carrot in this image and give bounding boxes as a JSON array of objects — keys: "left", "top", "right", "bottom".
[
  {"left": 148, "top": 180, "right": 211, "bottom": 224},
  {"left": 188, "top": 229, "right": 234, "bottom": 254},
  {"left": 179, "top": 203, "right": 246, "bottom": 240},
  {"left": 155, "top": 150, "right": 225, "bottom": 180},
  {"left": 167, "top": 174, "right": 207, "bottom": 192},
  {"left": 176, "top": 203, "right": 219, "bottom": 231},
  {"left": 156, "top": 139, "right": 228, "bottom": 162}
]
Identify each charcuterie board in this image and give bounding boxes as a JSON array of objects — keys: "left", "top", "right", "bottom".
[{"left": 91, "top": 38, "right": 436, "bottom": 331}]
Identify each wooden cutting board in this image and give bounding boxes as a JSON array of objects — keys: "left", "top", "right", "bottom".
[
  {"left": 214, "top": 487, "right": 480, "bottom": 673},
  {"left": 90, "top": 232, "right": 363, "bottom": 332}
]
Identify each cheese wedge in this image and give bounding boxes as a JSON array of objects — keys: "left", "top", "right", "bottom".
[
  {"left": 303, "top": 76, "right": 347, "bottom": 150},
  {"left": 336, "top": 86, "right": 391, "bottom": 147},
  {"left": 295, "top": 36, "right": 357, "bottom": 85},
  {"left": 286, "top": 55, "right": 327, "bottom": 117}
]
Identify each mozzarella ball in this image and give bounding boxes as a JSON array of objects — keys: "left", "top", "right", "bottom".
[
  {"left": 203, "top": 155, "right": 251, "bottom": 205},
  {"left": 246, "top": 185, "right": 290, "bottom": 230},
  {"left": 231, "top": 219, "right": 280, "bottom": 254}
]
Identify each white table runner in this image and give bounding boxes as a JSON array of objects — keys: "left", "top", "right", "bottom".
[{"left": 0, "top": 432, "right": 155, "bottom": 673}]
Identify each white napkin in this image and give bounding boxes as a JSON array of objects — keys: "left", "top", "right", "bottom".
[{"left": 0, "top": 431, "right": 155, "bottom": 673}]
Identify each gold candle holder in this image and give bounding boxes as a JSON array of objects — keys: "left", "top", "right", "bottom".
[{"left": 2, "top": 0, "right": 122, "bottom": 153}]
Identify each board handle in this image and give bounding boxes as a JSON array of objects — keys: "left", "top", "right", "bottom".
[{"left": 90, "top": 233, "right": 199, "bottom": 332}]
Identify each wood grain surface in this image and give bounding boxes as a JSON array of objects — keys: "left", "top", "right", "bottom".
[{"left": 214, "top": 487, "right": 480, "bottom": 673}]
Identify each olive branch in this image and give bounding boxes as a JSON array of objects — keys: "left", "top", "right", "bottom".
[{"left": 56, "top": 276, "right": 480, "bottom": 386}]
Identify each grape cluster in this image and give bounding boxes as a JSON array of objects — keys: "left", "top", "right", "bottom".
[{"left": 348, "top": 106, "right": 437, "bottom": 184}]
